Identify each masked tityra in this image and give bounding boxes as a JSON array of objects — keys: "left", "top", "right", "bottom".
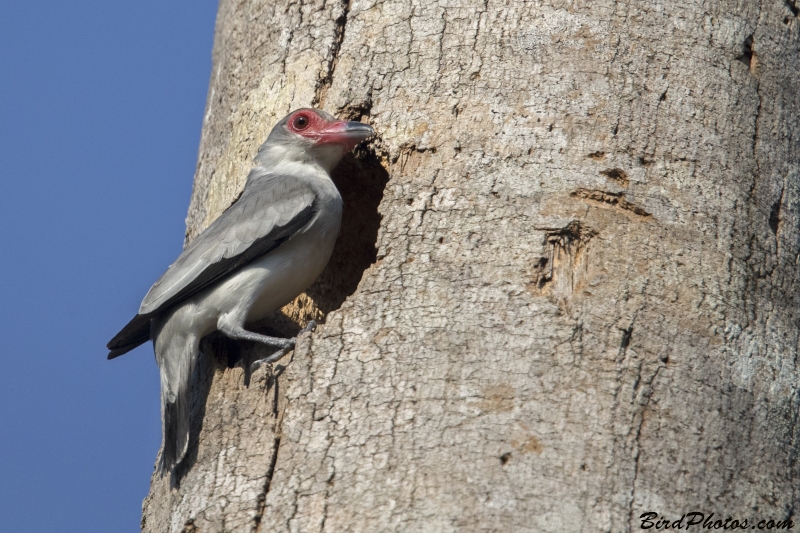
[{"left": 107, "top": 108, "right": 374, "bottom": 474}]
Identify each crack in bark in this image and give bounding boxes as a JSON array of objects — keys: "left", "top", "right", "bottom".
[
  {"left": 786, "top": 388, "right": 800, "bottom": 522},
  {"left": 253, "top": 366, "right": 287, "bottom": 532},
  {"left": 313, "top": 0, "right": 351, "bottom": 107},
  {"left": 627, "top": 363, "right": 662, "bottom": 529},
  {"left": 749, "top": 1, "right": 763, "bottom": 191},
  {"left": 253, "top": 435, "right": 284, "bottom": 532}
]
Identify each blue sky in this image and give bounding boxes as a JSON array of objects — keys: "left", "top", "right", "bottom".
[{"left": 0, "top": 1, "right": 218, "bottom": 530}]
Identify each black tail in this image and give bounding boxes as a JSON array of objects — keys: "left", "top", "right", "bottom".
[{"left": 107, "top": 313, "right": 152, "bottom": 359}]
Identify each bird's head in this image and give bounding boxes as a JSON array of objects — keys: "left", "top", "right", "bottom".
[{"left": 256, "top": 108, "right": 375, "bottom": 173}]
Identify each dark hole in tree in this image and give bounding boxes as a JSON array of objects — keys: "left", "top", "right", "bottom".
[
  {"left": 737, "top": 34, "right": 754, "bottom": 67},
  {"left": 599, "top": 168, "right": 629, "bottom": 187},
  {"left": 308, "top": 147, "right": 390, "bottom": 312},
  {"left": 769, "top": 199, "right": 781, "bottom": 235},
  {"left": 620, "top": 327, "right": 632, "bottom": 350}
]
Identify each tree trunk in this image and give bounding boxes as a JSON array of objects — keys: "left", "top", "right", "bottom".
[{"left": 142, "top": 0, "right": 800, "bottom": 531}]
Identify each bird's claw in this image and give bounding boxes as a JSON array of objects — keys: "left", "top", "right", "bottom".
[
  {"left": 249, "top": 321, "right": 315, "bottom": 373},
  {"left": 300, "top": 320, "right": 317, "bottom": 335},
  {"left": 250, "top": 341, "right": 293, "bottom": 373}
]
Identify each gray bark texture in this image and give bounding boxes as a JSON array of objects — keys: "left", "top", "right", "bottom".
[{"left": 141, "top": 0, "right": 800, "bottom": 531}]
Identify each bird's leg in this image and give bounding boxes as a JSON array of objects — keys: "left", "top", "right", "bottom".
[
  {"left": 217, "top": 319, "right": 294, "bottom": 373},
  {"left": 217, "top": 314, "right": 317, "bottom": 372},
  {"left": 248, "top": 320, "right": 317, "bottom": 372},
  {"left": 217, "top": 321, "right": 294, "bottom": 349}
]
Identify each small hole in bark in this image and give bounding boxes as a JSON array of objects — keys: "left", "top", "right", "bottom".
[
  {"left": 587, "top": 151, "right": 606, "bottom": 160},
  {"left": 659, "top": 91, "right": 667, "bottom": 101},
  {"left": 535, "top": 257, "right": 550, "bottom": 288},
  {"left": 500, "top": 452, "right": 512, "bottom": 465},
  {"left": 438, "top": 237, "right": 444, "bottom": 244},
  {"left": 599, "top": 168, "right": 629, "bottom": 187},
  {"left": 620, "top": 327, "right": 633, "bottom": 349},
  {"left": 769, "top": 199, "right": 781, "bottom": 235},
  {"left": 737, "top": 34, "right": 754, "bottom": 67}
]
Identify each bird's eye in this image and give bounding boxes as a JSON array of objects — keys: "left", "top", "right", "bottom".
[{"left": 293, "top": 115, "right": 309, "bottom": 129}]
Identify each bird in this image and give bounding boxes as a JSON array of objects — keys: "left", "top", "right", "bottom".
[{"left": 107, "top": 108, "right": 375, "bottom": 474}]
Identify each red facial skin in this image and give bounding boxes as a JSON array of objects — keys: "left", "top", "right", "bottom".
[{"left": 286, "top": 110, "right": 367, "bottom": 152}]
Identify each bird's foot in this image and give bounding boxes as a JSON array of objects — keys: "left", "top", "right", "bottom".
[
  {"left": 250, "top": 344, "right": 293, "bottom": 373},
  {"left": 249, "top": 320, "right": 317, "bottom": 373},
  {"left": 299, "top": 320, "right": 317, "bottom": 335}
]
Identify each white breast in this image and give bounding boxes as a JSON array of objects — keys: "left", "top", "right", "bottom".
[{"left": 244, "top": 204, "right": 342, "bottom": 321}]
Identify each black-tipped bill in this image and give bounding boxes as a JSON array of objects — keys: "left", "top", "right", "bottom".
[
  {"left": 340, "top": 121, "right": 375, "bottom": 139},
  {"left": 318, "top": 121, "right": 375, "bottom": 150}
]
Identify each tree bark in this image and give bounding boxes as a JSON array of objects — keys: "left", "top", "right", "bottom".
[{"left": 142, "top": 0, "right": 800, "bottom": 531}]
